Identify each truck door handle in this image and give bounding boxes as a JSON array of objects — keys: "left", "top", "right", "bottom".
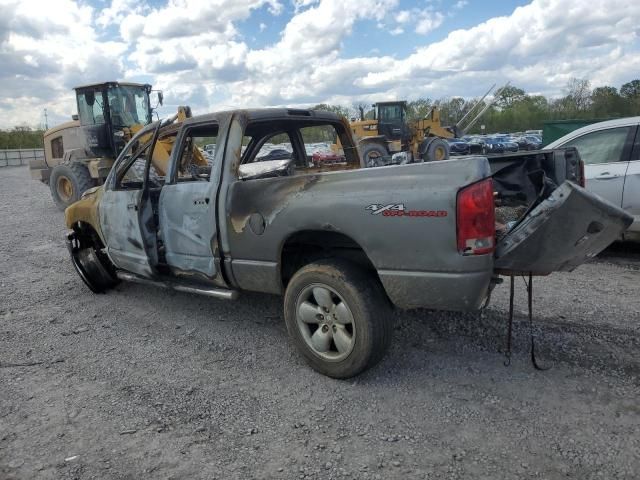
[
  {"left": 595, "top": 172, "right": 621, "bottom": 180},
  {"left": 127, "top": 203, "right": 138, "bottom": 211},
  {"left": 193, "top": 197, "right": 210, "bottom": 205}
]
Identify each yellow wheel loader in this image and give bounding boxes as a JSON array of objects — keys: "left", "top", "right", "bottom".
[
  {"left": 30, "top": 81, "right": 206, "bottom": 210},
  {"left": 350, "top": 83, "right": 509, "bottom": 167}
]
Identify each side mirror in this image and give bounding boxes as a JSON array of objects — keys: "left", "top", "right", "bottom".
[
  {"left": 157, "top": 91, "right": 163, "bottom": 106},
  {"left": 85, "top": 91, "right": 95, "bottom": 106},
  {"left": 72, "top": 114, "right": 79, "bottom": 121}
]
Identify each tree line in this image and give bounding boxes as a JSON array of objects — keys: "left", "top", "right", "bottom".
[
  {"left": 313, "top": 78, "right": 640, "bottom": 135},
  {"left": 3, "top": 78, "right": 639, "bottom": 148},
  {"left": 0, "top": 127, "right": 45, "bottom": 149}
]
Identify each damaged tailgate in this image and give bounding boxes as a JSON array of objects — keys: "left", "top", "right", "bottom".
[{"left": 494, "top": 181, "right": 633, "bottom": 275}]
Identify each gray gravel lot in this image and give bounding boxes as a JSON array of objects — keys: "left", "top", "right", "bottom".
[{"left": 1, "top": 166, "right": 639, "bottom": 479}]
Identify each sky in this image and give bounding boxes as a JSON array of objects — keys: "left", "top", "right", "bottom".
[{"left": 1, "top": 0, "right": 639, "bottom": 129}]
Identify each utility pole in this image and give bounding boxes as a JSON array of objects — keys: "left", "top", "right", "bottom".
[{"left": 43, "top": 108, "right": 48, "bottom": 130}]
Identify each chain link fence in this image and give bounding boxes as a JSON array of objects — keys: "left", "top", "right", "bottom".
[{"left": 0, "top": 148, "right": 44, "bottom": 167}]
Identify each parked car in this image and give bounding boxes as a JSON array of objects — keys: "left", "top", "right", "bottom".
[
  {"left": 524, "top": 135, "right": 542, "bottom": 148},
  {"left": 482, "top": 137, "right": 505, "bottom": 154},
  {"left": 63, "top": 108, "right": 631, "bottom": 378},
  {"left": 462, "top": 137, "right": 484, "bottom": 154},
  {"left": 493, "top": 136, "right": 519, "bottom": 152},
  {"left": 546, "top": 117, "right": 640, "bottom": 242},
  {"left": 447, "top": 138, "right": 470, "bottom": 155},
  {"left": 514, "top": 135, "right": 542, "bottom": 151}
]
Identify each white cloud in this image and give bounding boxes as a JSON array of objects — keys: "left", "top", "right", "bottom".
[
  {"left": 395, "top": 10, "right": 411, "bottom": 24},
  {"left": 0, "top": 0, "right": 129, "bottom": 126},
  {"left": 358, "top": 0, "right": 640, "bottom": 96},
  {"left": 415, "top": 11, "right": 444, "bottom": 35},
  {"left": 1, "top": 0, "right": 640, "bottom": 128}
]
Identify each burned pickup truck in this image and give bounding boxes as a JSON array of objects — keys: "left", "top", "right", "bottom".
[{"left": 64, "top": 108, "right": 632, "bottom": 378}]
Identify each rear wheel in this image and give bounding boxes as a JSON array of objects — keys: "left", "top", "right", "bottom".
[
  {"left": 423, "top": 138, "right": 450, "bottom": 162},
  {"left": 284, "top": 260, "right": 393, "bottom": 378},
  {"left": 360, "top": 143, "right": 388, "bottom": 168},
  {"left": 50, "top": 162, "right": 94, "bottom": 210}
]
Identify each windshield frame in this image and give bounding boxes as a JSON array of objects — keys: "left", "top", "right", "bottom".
[{"left": 107, "top": 84, "right": 152, "bottom": 128}]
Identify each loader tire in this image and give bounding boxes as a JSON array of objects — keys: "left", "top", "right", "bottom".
[
  {"left": 423, "top": 138, "right": 450, "bottom": 162},
  {"left": 360, "top": 143, "right": 388, "bottom": 168},
  {"left": 284, "top": 259, "right": 393, "bottom": 378},
  {"left": 50, "top": 162, "right": 94, "bottom": 211}
]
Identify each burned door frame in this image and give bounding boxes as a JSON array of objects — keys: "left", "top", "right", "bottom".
[
  {"left": 99, "top": 123, "right": 162, "bottom": 277},
  {"left": 156, "top": 116, "right": 230, "bottom": 286}
]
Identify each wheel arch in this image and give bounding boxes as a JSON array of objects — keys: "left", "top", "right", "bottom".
[
  {"left": 357, "top": 136, "right": 388, "bottom": 149},
  {"left": 279, "top": 230, "right": 384, "bottom": 292},
  {"left": 64, "top": 186, "right": 106, "bottom": 245}
]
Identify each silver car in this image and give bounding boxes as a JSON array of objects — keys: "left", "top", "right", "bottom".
[{"left": 546, "top": 117, "right": 640, "bottom": 241}]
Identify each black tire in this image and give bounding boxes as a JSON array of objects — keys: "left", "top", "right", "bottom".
[
  {"left": 50, "top": 162, "right": 94, "bottom": 210},
  {"left": 284, "top": 259, "right": 393, "bottom": 378},
  {"left": 422, "top": 138, "right": 450, "bottom": 162},
  {"left": 67, "top": 231, "right": 119, "bottom": 294},
  {"left": 360, "top": 143, "right": 388, "bottom": 168}
]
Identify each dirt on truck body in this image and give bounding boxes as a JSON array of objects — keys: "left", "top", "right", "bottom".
[{"left": 63, "top": 108, "right": 632, "bottom": 378}]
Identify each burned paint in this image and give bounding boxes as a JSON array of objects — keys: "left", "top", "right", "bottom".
[
  {"left": 229, "top": 174, "right": 323, "bottom": 234},
  {"left": 127, "top": 238, "right": 143, "bottom": 249},
  {"left": 64, "top": 186, "right": 105, "bottom": 242}
]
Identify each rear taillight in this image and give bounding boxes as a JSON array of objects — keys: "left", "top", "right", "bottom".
[{"left": 457, "top": 178, "right": 495, "bottom": 255}]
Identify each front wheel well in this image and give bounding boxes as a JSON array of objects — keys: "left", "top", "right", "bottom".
[
  {"left": 280, "top": 230, "right": 381, "bottom": 289},
  {"left": 72, "top": 221, "right": 104, "bottom": 250}
]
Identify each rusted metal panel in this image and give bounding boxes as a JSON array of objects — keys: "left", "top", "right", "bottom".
[
  {"left": 99, "top": 188, "right": 152, "bottom": 277},
  {"left": 494, "top": 181, "right": 633, "bottom": 275}
]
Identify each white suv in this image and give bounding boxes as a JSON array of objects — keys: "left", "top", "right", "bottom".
[{"left": 546, "top": 117, "right": 640, "bottom": 241}]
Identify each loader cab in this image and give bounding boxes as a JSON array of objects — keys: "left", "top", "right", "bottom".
[
  {"left": 375, "top": 101, "right": 411, "bottom": 143},
  {"left": 74, "top": 82, "right": 154, "bottom": 159}
]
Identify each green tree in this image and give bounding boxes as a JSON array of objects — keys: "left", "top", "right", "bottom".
[
  {"left": 591, "top": 86, "right": 624, "bottom": 117},
  {"left": 620, "top": 80, "right": 640, "bottom": 99},
  {"left": 406, "top": 98, "right": 433, "bottom": 121},
  {"left": 496, "top": 85, "right": 526, "bottom": 109},
  {"left": 0, "top": 126, "right": 45, "bottom": 149},
  {"left": 311, "top": 103, "right": 351, "bottom": 119}
]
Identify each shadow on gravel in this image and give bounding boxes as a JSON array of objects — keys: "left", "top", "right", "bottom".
[
  {"left": 596, "top": 241, "right": 640, "bottom": 269},
  {"left": 108, "top": 281, "right": 639, "bottom": 381},
  {"left": 392, "top": 305, "right": 640, "bottom": 378}
]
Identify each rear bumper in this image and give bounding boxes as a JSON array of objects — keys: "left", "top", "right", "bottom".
[{"left": 378, "top": 268, "right": 493, "bottom": 311}]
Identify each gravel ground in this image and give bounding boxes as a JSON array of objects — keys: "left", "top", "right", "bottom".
[{"left": 1, "top": 166, "right": 639, "bottom": 480}]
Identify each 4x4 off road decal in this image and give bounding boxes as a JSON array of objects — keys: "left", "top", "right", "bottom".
[{"left": 366, "top": 203, "right": 448, "bottom": 217}]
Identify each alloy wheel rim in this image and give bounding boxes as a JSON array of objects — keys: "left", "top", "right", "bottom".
[{"left": 295, "top": 283, "right": 356, "bottom": 361}]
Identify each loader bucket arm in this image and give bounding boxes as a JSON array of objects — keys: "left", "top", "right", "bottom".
[{"left": 128, "top": 105, "right": 207, "bottom": 177}]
